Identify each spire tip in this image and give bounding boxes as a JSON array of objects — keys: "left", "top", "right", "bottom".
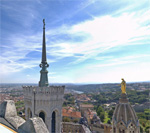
[{"left": 43, "top": 19, "right": 45, "bottom": 28}]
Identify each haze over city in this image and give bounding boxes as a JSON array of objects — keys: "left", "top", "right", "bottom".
[{"left": 1, "top": 0, "right": 150, "bottom": 83}]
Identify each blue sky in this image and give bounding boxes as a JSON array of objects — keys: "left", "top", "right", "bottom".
[{"left": 0, "top": 0, "right": 150, "bottom": 83}]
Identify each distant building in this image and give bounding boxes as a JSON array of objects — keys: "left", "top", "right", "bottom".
[
  {"left": 62, "top": 122, "right": 91, "bottom": 133},
  {"left": 91, "top": 123, "right": 112, "bottom": 133},
  {"left": 79, "top": 104, "right": 94, "bottom": 116},
  {"left": 76, "top": 94, "right": 91, "bottom": 104},
  {"left": 62, "top": 107, "right": 81, "bottom": 122},
  {"left": 84, "top": 109, "right": 98, "bottom": 124}
]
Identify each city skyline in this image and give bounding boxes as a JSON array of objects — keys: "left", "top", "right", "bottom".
[{"left": 0, "top": 0, "right": 150, "bottom": 83}]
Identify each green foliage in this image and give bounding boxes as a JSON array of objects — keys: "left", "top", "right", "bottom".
[
  {"left": 103, "top": 112, "right": 110, "bottom": 124},
  {"left": 97, "top": 106, "right": 104, "bottom": 116},
  {"left": 137, "top": 109, "right": 150, "bottom": 132},
  {"left": 100, "top": 112, "right": 105, "bottom": 122},
  {"left": 63, "top": 101, "right": 67, "bottom": 107},
  {"left": 145, "top": 126, "right": 150, "bottom": 133},
  {"left": 64, "top": 93, "right": 75, "bottom": 106},
  {"left": 108, "top": 109, "right": 114, "bottom": 119},
  {"left": 91, "top": 90, "right": 148, "bottom": 105},
  {"left": 96, "top": 106, "right": 105, "bottom": 122},
  {"left": 73, "top": 119, "right": 78, "bottom": 123},
  {"left": 63, "top": 117, "right": 71, "bottom": 122},
  {"left": 140, "top": 126, "right": 143, "bottom": 132},
  {"left": 15, "top": 100, "right": 25, "bottom": 115},
  {"left": 137, "top": 109, "right": 150, "bottom": 121},
  {"left": 15, "top": 101, "right": 24, "bottom": 106},
  {"left": 107, "top": 120, "right": 111, "bottom": 124}
]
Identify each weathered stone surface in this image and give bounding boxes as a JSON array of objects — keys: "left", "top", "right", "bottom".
[
  {"left": 24, "top": 85, "right": 65, "bottom": 132},
  {"left": 0, "top": 100, "right": 17, "bottom": 117},
  {"left": 18, "top": 117, "right": 49, "bottom": 133},
  {"left": 0, "top": 101, "right": 7, "bottom": 117},
  {"left": 0, "top": 100, "right": 25, "bottom": 129},
  {"left": 6, "top": 116, "right": 25, "bottom": 129}
]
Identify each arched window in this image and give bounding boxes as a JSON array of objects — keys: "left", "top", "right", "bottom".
[
  {"left": 39, "top": 111, "right": 45, "bottom": 122},
  {"left": 51, "top": 111, "right": 56, "bottom": 133},
  {"left": 30, "top": 111, "right": 32, "bottom": 118}
]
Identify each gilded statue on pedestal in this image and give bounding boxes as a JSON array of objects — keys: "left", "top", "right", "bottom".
[{"left": 119, "top": 78, "right": 126, "bottom": 94}]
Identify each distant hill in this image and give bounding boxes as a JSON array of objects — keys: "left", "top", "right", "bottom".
[{"left": 1, "top": 82, "right": 149, "bottom": 93}]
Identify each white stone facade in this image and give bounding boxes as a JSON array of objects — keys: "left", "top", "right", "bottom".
[{"left": 23, "top": 85, "right": 65, "bottom": 133}]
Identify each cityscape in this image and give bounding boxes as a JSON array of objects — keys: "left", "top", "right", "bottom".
[
  {"left": 0, "top": 0, "right": 150, "bottom": 133},
  {"left": 0, "top": 82, "right": 149, "bottom": 132}
]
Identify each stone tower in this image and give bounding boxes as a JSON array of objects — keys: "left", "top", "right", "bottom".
[
  {"left": 112, "top": 92, "right": 140, "bottom": 133},
  {"left": 23, "top": 19, "right": 65, "bottom": 133}
]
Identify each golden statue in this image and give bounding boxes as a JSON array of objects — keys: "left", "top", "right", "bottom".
[{"left": 119, "top": 78, "right": 126, "bottom": 93}]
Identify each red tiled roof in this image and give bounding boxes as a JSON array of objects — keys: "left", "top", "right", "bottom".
[{"left": 62, "top": 108, "right": 81, "bottom": 118}]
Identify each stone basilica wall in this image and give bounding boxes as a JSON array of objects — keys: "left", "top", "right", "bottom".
[{"left": 23, "top": 85, "right": 65, "bottom": 133}]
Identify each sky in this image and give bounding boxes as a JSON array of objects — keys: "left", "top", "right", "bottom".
[{"left": 0, "top": 0, "right": 150, "bottom": 84}]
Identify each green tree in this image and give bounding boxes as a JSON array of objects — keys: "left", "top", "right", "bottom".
[
  {"left": 100, "top": 112, "right": 105, "bottom": 122},
  {"left": 140, "top": 126, "right": 143, "bottom": 133},
  {"left": 97, "top": 106, "right": 104, "bottom": 116},
  {"left": 108, "top": 109, "right": 114, "bottom": 119},
  {"left": 145, "top": 126, "right": 150, "bottom": 133},
  {"left": 107, "top": 120, "right": 111, "bottom": 124},
  {"left": 73, "top": 119, "right": 78, "bottom": 123},
  {"left": 63, "top": 117, "right": 71, "bottom": 122}
]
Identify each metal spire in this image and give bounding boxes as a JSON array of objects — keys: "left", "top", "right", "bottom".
[
  {"left": 39, "top": 19, "right": 49, "bottom": 87},
  {"left": 42, "top": 19, "right": 47, "bottom": 64}
]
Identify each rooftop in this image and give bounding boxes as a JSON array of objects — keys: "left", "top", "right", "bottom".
[{"left": 62, "top": 108, "right": 81, "bottom": 118}]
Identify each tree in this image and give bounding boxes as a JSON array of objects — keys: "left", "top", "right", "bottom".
[
  {"left": 97, "top": 106, "right": 104, "bottom": 116},
  {"left": 107, "top": 120, "right": 111, "bottom": 124},
  {"left": 100, "top": 112, "right": 105, "bottom": 122},
  {"left": 145, "top": 126, "right": 150, "bottom": 133},
  {"left": 108, "top": 109, "right": 114, "bottom": 119},
  {"left": 73, "top": 119, "right": 78, "bottom": 123},
  {"left": 63, "top": 117, "right": 71, "bottom": 122},
  {"left": 140, "top": 126, "right": 143, "bottom": 132}
]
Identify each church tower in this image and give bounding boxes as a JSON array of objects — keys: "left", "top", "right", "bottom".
[
  {"left": 112, "top": 79, "right": 140, "bottom": 133},
  {"left": 23, "top": 19, "right": 65, "bottom": 133}
]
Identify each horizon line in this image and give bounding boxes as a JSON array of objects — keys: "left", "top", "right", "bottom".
[{"left": 0, "top": 81, "right": 150, "bottom": 85}]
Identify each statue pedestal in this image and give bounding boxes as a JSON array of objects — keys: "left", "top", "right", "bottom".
[{"left": 119, "top": 93, "right": 128, "bottom": 103}]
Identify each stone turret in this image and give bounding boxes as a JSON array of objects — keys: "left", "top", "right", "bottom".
[
  {"left": 112, "top": 93, "right": 140, "bottom": 133},
  {"left": 23, "top": 19, "right": 65, "bottom": 133}
]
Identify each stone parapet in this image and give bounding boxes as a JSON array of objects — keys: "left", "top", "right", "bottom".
[
  {"left": 23, "top": 86, "right": 65, "bottom": 101},
  {"left": 23, "top": 86, "right": 65, "bottom": 95}
]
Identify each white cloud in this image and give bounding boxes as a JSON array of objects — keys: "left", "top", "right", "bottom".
[
  {"left": 1, "top": 3, "right": 149, "bottom": 83},
  {"left": 46, "top": 10, "right": 150, "bottom": 64}
]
